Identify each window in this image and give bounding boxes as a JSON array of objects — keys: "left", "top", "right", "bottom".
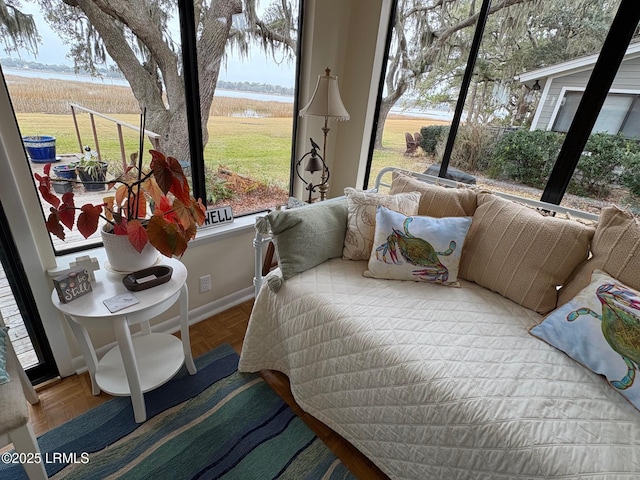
[
  {"left": 2, "top": 1, "right": 299, "bottom": 254},
  {"left": 552, "top": 91, "right": 640, "bottom": 137},
  {"left": 368, "top": 0, "right": 639, "bottom": 218}
]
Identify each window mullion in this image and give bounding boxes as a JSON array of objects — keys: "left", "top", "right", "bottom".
[{"left": 177, "top": 0, "right": 206, "bottom": 201}]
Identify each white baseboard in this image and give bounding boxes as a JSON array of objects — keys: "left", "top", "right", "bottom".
[{"left": 69, "top": 286, "right": 254, "bottom": 375}]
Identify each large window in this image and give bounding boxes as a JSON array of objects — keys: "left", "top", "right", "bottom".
[
  {"left": 2, "top": 0, "right": 298, "bottom": 254},
  {"left": 368, "top": 0, "right": 639, "bottom": 217}
]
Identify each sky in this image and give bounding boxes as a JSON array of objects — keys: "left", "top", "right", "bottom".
[{"left": 13, "top": 2, "right": 295, "bottom": 88}]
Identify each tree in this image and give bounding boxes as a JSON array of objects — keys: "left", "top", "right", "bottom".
[
  {"left": 400, "top": 0, "right": 618, "bottom": 135},
  {"left": 376, "top": 0, "right": 533, "bottom": 148},
  {"left": 0, "top": 1, "right": 39, "bottom": 53},
  {"left": 377, "top": 0, "right": 622, "bottom": 148},
  {"left": 35, "top": 0, "right": 297, "bottom": 162}
]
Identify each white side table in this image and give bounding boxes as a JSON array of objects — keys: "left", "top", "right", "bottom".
[{"left": 51, "top": 256, "right": 196, "bottom": 423}]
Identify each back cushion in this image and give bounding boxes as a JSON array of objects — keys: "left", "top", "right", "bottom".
[
  {"left": 266, "top": 197, "right": 348, "bottom": 280},
  {"left": 389, "top": 171, "right": 477, "bottom": 217},
  {"left": 458, "top": 193, "right": 595, "bottom": 314},
  {"left": 342, "top": 188, "right": 421, "bottom": 261},
  {"left": 558, "top": 206, "right": 640, "bottom": 305}
]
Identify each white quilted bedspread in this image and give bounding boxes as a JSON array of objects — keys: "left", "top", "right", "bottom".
[{"left": 238, "top": 258, "right": 640, "bottom": 479}]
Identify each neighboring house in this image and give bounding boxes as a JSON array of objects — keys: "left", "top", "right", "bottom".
[{"left": 518, "top": 41, "right": 640, "bottom": 137}]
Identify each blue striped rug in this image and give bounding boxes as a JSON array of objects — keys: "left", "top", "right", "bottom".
[{"left": 1, "top": 344, "right": 354, "bottom": 480}]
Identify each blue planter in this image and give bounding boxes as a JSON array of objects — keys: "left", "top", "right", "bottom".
[
  {"left": 23, "top": 135, "right": 57, "bottom": 163},
  {"left": 52, "top": 164, "right": 77, "bottom": 180}
]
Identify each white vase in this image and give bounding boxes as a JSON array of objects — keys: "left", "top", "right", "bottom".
[{"left": 101, "top": 227, "right": 159, "bottom": 273}]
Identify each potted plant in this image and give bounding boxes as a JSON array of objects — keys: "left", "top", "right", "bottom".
[
  {"left": 72, "top": 146, "right": 108, "bottom": 192},
  {"left": 34, "top": 149, "right": 206, "bottom": 271}
]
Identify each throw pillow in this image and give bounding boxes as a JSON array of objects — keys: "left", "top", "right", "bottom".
[
  {"left": 342, "top": 188, "right": 421, "bottom": 261},
  {"left": 558, "top": 206, "right": 640, "bottom": 306},
  {"left": 0, "top": 326, "right": 10, "bottom": 385},
  {"left": 364, "top": 206, "right": 472, "bottom": 286},
  {"left": 530, "top": 270, "right": 640, "bottom": 410},
  {"left": 458, "top": 192, "right": 595, "bottom": 314},
  {"left": 258, "top": 197, "right": 348, "bottom": 281},
  {"left": 389, "top": 171, "right": 477, "bottom": 217}
]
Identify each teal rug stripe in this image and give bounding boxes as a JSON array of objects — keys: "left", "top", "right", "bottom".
[{"left": 1, "top": 344, "right": 355, "bottom": 480}]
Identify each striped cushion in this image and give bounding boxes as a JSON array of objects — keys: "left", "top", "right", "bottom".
[
  {"left": 458, "top": 193, "right": 595, "bottom": 314},
  {"left": 558, "top": 206, "right": 640, "bottom": 306},
  {"left": 389, "top": 171, "right": 477, "bottom": 217}
]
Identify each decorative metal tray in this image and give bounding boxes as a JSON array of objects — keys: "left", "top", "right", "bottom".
[{"left": 122, "top": 265, "right": 173, "bottom": 291}]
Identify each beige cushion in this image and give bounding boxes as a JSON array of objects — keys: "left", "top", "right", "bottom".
[
  {"left": 389, "top": 171, "right": 477, "bottom": 217},
  {"left": 558, "top": 206, "right": 640, "bottom": 305},
  {"left": 458, "top": 193, "right": 595, "bottom": 314},
  {"left": 342, "top": 188, "right": 420, "bottom": 261}
]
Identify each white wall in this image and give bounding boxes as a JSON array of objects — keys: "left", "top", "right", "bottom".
[{"left": 0, "top": 0, "right": 391, "bottom": 377}]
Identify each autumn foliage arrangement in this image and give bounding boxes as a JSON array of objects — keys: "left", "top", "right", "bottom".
[{"left": 34, "top": 149, "right": 206, "bottom": 258}]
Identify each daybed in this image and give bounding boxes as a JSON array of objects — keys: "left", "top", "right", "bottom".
[{"left": 239, "top": 168, "right": 640, "bottom": 479}]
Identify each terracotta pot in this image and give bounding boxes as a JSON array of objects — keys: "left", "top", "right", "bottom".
[{"left": 101, "top": 227, "right": 158, "bottom": 273}]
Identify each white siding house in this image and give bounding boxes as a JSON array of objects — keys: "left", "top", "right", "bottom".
[{"left": 518, "top": 41, "right": 640, "bottom": 137}]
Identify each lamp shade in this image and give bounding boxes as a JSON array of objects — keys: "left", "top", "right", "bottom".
[{"left": 300, "top": 68, "right": 350, "bottom": 120}]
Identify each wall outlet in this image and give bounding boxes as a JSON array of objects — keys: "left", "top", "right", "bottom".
[{"left": 199, "top": 274, "right": 211, "bottom": 293}]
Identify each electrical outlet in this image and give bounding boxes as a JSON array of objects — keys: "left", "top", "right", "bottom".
[{"left": 199, "top": 274, "right": 211, "bottom": 293}]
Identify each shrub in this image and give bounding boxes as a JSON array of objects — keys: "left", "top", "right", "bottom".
[
  {"left": 488, "top": 129, "right": 563, "bottom": 188},
  {"left": 621, "top": 149, "right": 640, "bottom": 197},
  {"left": 568, "top": 132, "right": 627, "bottom": 198},
  {"left": 434, "top": 123, "right": 497, "bottom": 172},
  {"left": 419, "top": 125, "right": 448, "bottom": 155}
]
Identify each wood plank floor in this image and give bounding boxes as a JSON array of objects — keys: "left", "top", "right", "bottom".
[{"left": 28, "top": 299, "right": 390, "bottom": 480}]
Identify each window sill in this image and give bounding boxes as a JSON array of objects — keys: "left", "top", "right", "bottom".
[{"left": 49, "top": 212, "right": 262, "bottom": 275}]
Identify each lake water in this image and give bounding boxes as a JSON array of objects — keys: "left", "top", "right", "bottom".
[{"left": 1, "top": 67, "right": 453, "bottom": 120}]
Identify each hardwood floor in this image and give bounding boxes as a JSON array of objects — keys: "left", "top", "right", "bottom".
[{"left": 28, "top": 299, "right": 390, "bottom": 480}]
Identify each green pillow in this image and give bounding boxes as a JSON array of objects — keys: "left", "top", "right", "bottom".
[{"left": 261, "top": 197, "right": 348, "bottom": 283}]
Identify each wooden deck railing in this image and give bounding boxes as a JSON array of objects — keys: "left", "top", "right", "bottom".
[{"left": 69, "top": 103, "right": 161, "bottom": 170}]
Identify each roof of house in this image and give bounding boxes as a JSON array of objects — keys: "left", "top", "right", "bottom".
[{"left": 516, "top": 40, "right": 640, "bottom": 88}]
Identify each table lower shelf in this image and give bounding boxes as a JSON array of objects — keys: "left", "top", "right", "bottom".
[{"left": 95, "top": 333, "right": 185, "bottom": 396}]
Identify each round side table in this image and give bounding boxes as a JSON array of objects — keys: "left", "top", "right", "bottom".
[{"left": 51, "top": 256, "right": 196, "bottom": 423}]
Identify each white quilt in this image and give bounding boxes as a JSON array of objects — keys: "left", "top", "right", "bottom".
[{"left": 238, "top": 258, "right": 640, "bottom": 479}]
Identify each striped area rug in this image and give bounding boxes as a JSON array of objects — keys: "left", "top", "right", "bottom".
[{"left": 2, "top": 344, "right": 354, "bottom": 480}]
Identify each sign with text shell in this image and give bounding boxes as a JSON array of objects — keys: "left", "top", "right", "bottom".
[{"left": 200, "top": 206, "right": 234, "bottom": 228}]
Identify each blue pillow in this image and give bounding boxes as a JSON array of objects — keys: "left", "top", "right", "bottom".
[
  {"left": 531, "top": 270, "right": 640, "bottom": 410},
  {"left": 0, "top": 327, "right": 10, "bottom": 385}
]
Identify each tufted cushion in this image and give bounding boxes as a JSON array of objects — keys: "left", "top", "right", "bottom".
[
  {"left": 342, "top": 188, "right": 420, "bottom": 261},
  {"left": 389, "top": 171, "right": 477, "bottom": 217},
  {"left": 558, "top": 206, "right": 640, "bottom": 306},
  {"left": 458, "top": 192, "right": 595, "bottom": 314}
]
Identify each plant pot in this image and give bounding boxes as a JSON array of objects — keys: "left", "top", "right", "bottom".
[
  {"left": 101, "top": 227, "right": 159, "bottom": 273},
  {"left": 23, "top": 135, "right": 57, "bottom": 163},
  {"left": 51, "top": 180, "right": 73, "bottom": 194},
  {"left": 77, "top": 162, "right": 108, "bottom": 191},
  {"left": 52, "top": 164, "right": 77, "bottom": 181}
]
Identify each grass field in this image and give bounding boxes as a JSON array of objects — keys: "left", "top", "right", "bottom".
[{"left": 7, "top": 73, "right": 450, "bottom": 212}]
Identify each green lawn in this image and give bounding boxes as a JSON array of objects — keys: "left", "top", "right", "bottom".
[{"left": 16, "top": 112, "right": 445, "bottom": 189}]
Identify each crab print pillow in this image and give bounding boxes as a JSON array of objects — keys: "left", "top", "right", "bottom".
[
  {"left": 531, "top": 270, "right": 640, "bottom": 411},
  {"left": 364, "top": 206, "right": 472, "bottom": 286}
]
